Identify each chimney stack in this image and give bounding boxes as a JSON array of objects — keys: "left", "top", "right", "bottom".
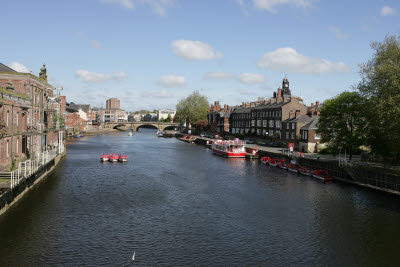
[
  {"left": 316, "top": 101, "right": 320, "bottom": 106},
  {"left": 273, "top": 91, "right": 277, "bottom": 98},
  {"left": 295, "top": 110, "right": 301, "bottom": 118},
  {"left": 311, "top": 103, "right": 314, "bottom": 107},
  {"left": 277, "top": 88, "right": 282, "bottom": 99},
  {"left": 224, "top": 104, "right": 227, "bottom": 111},
  {"left": 289, "top": 111, "right": 294, "bottom": 119}
]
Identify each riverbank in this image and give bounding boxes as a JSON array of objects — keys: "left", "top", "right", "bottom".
[
  {"left": 0, "top": 150, "right": 66, "bottom": 217},
  {"left": 80, "top": 128, "right": 117, "bottom": 136},
  {"left": 189, "top": 136, "right": 400, "bottom": 196}
]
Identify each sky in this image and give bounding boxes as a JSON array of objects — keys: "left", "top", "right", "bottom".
[{"left": 1, "top": 0, "right": 399, "bottom": 111}]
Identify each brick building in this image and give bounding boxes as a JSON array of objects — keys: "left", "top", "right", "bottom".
[
  {"left": 106, "top": 98, "right": 120, "bottom": 109},
  {"left": 299, "top": 117, "right": 324, "bottom": 153},
  {"left": 207, "top": 101, "right": 231, "bottom": 134},
  {"left": 0, "top": 63, "right": 65, "bottom": 171}
]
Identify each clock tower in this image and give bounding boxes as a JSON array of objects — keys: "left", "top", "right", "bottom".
[{"left": 282, "top": 77, "right": 291, "bottom": 98}]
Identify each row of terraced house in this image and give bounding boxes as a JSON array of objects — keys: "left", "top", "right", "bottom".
[{"left": 207, "top": 78, "right": 323, "bottom": 153}]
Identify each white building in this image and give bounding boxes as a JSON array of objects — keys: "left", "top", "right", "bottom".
[{"left": 157, "top": 109, "right": 176, "bottom": 121}]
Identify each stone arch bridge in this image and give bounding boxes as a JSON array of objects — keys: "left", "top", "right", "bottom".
[{"left": 105, "top": 121, "right": 179, "bottom": 131}]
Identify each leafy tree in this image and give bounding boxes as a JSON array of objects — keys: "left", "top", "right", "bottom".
[
  {"left": 317, "top": 91, "right": 366, "bottom": 160},
  {"left": 192, "top": 119, "right": 208, "bottom": 132},
  {"left": 164, "top": 114, "right": 172, "bottom": 122},
  {"left": 356, "top": 34, "right": 400, "bottom": 161},
  {"left": 175, "top": 90, "right": 208, "bottom": 125}
]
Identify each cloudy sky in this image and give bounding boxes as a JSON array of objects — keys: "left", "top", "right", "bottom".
[{"left": 1, "top": 0, "right": 399, "bottom": 111}]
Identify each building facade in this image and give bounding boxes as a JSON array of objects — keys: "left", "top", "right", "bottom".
[
  {"left": 157, "top": 109, "right": 176, "bottom": 121},
  {"left": 0, "top": 63, "right": 65, "bottom": 171},
  {"left": 106, "top": 98, "right": 120, "bottom": 109}
]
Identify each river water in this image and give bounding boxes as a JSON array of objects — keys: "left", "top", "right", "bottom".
[{"left": 0, "top": 129, "right": 400, "bottom": 266}]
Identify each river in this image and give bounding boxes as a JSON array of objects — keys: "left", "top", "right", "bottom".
[{"left": 0, "top": 129, "right": 399, "bottom": 266}]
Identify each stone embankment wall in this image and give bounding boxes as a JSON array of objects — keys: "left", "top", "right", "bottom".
[{"left": 0, "top": 151, "right": 66, "bottom": 216}]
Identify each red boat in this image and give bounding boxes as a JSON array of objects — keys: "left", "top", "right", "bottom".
[
  {"left": 297, "top": 166, "right": 311, "bottom": 176},
  {"left": 260, "top": 157, "right": 271, "bottom": 164},
  {"left": 287, "top": 163, "right": 298, "bottom": 173},
  {"left": 100, "top": 154, "right": 110, "bottom": 162},
  {"left": 311, "top": 170, "right": 334, "bottom": 182},
  {"left": 277, "top": 161, "right": 287, "bottom": 170},
  {"left": 212, "top": 140, "right": 246, "bottom": 158},
  {"left": 109, "top": 153, "right": 119, "bottom": 162},
  {"left": 118, "top": 154, "right": 128, "bottom": 162},
  {"left": 268, "top": 159, "right": 282, "bottom": 167}
]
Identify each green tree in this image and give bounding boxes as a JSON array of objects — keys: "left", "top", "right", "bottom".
[
  {"left": 317, "top": 91, "right": 366, "bottom": 160},
  {"left": 356, "top": 34, "right": 400, "bottom": 161},
  {"left": 175, "top": 90, "right": 208, "bottom": 125},
  {"left": 164, "top": 114, "right": 172, "bottom": 122}
]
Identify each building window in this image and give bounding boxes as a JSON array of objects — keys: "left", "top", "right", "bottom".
[
  {"left": 286, "top": 123, "right": 289, "bottom": 129},
  {"left": 276, "top": 120, "right": 281, "bottom": 129},
  {"left": 16, "top": 112, "right": 19, "bottom": 127},
  {"left": 291, "top": 132, "right": 295, "bottom": 139},
  {"left": 16, "top": 138, "right": 19, "bottom": 154},
  {"left": 6, "top": 111, "right": 9, "bottom": 127},
  {"left": 286, "top": 132, "right": 289, "bottom": 139},
  {"left": 269, "top": 120, "right": 274, "bottom": 127},
  {"left": 315, "top": 133, "right": 320, "bottom": 139},
  {"left": 6, "top": 140, "right": 9, "bottom": 158},
  {"left": 305, "top": 131, "right": 308, "bottom": 139},
  {"left": 292, "top": 123, "right": 295, "bottom": 130}
]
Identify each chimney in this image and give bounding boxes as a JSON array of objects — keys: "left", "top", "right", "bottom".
[
  {"left": 295, "top": 110, "right": 301, "bottom": 118},
  {"left": 224, "top": 104, "right": 227, "bottom": 111},
  {"left": 242, "top": 102, "right": 245, "bottom": 107},
  {"left": 277, "top": 88, "right": 282, "bottom": 99},
  {"left": 316, "top": 101, "right": 320, "bottom": 106},
  {"left": 311, "top": 103, "right": 314, "bottom": 107},
  {"left": 208, "top": 106, "right": 210, "bottom": 112},
  {"left": 273, "top": 91, "right": 277, "bottom": 98},
  {"left": 226, "top": 105, "right": 229, "bottom": 111},
  {"left": 289, "top": 111, "right": 294, "bottom": 119}
]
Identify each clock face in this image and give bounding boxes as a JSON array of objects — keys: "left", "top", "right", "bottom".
[{"left": 284, "top": 84, "right": 288, "bottom": 87}]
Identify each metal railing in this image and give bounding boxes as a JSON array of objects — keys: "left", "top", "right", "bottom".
[{"left": 0, "top": 145, "right": 64, "bottom": 189}]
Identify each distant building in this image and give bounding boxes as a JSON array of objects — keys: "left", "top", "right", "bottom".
[
  {"left": 157, "top": 109, "right": 176, "bottom": 121},
  {"left": 100, "top": 108, "right": 127, "bottom": 122},
  {"left": 142, "top": 113, "right": 158, "bottom": 122},
  {"left": 106, "top": 98, "right": 120, "bottom": 109}
]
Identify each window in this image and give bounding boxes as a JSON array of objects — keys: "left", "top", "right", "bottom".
[
  {"left": 257, "top": 120, "right": 261, "bottom": 127},
  {"left": 292, "top": 123, "right": 295, "bottom": 130},
  {"left": 315, "top": 133, "right": 320, "bottom": 139},
  {"left": 286, "top": 132, "right": 289, "bottom": 139},
  {"left": 16, "top": 138, "right": 19, "bottom": 154},
  {"left": 6, "top": 140, "right": 9, "bottom": 158},
  {"left": 286, "top": 123, "right": 289, "bottom": 129},
  {"left": 291, "top": 132, "right": 295, "bottom": 139},
  {"left": 16, "top": 112, "right": 19, "bottom": 128},
  {"left": 269, "top": 120, "right": 274, "bottom": 127},
  {"left": 305, "top": 131, "right": 308, "bottom": 139},
  {"left": 276, "top": 120, "right": 281, "bottom": 128},
  {"left": 6, "top": 111, "right": 9, "bottom": 127}
]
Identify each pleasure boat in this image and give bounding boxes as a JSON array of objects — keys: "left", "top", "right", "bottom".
[
  {"left": 212, "top": 139, "right": 246, "bottom": 158},
  {"left": 109, "top": 153, "right": 119, "bottom": 162},
  {"left": 157, "top": 130, "right": 164, "bottom": 137},
  {"left": 297, "top": 166, "right": 311, "bottom": 176},
  {"left": 311, "top": 170, "right": 334, "bottom": 182},
  {"left": 260, "top": 157, "right": 271, "bottom": 164},
  {"left": 118, "top": 154, "right": 128, "bottom": 162},
  {"left": 100, "top": 154, "right": 110, "bottom": 162}
]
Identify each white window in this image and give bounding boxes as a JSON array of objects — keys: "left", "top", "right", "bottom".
[
  {"left": 286, "top": 123, "right": 289, "bottom": 129},
  {"left": 6, "top": 140, "right": 9, "bottom": 158},
  {"left": 269, "top": 130, "right": 273, "bottom": 136},
  {"left": 291, "top": 132, "right": 295, "bottom": 139},
  {"left": 262, "top": 129, "right": 266, "bottom": 135},
  {"left": 6, "top": 111, "right": 9, "bottom": 127},
  {"left": 257, "top": 120, "right": 261, "bottom": 127},
  {"left": 263, "top": 120, "right": 267, "bottom": 127},
  {"left": 269, "top": 120, "right": 274, "bottom": 127},
  {"left": 276, "top": 120, "right": 281, "bottom": 129},
  {"left": 292, "top": 123, "right": 295, "bottom": 130},
  {"left": 252, "top": 120, "right": 256, "bottom": 127},
  {"left": 305, "top": 131, "right": 308, "bottom": 139},
  {"left": 16, "top": 138, "right": 19, "bottom": 154},
  {"left": 257, "top": 129, "right": 261, "bottom": 135},
  {"left": 286, "top": 132, "right": 289, "bottom": 139},
  {"left": 16, "top": 112, "right": 19, "bottom": 127},
  {"left": 315, "top": 133, "right": 320, "bottom": 140}
]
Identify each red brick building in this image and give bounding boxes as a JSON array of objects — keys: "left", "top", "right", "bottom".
[{"left": 0, "top": 63, "right": 65, "bottom": 171}]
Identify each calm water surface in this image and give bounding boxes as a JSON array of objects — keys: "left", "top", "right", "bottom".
[{"left": 1, "top": 129, "right": 400, "bottom": 266}]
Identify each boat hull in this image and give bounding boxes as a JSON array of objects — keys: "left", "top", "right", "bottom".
[
  {"left": 212, "top": 148, "right": 246, "bottom": 158},
  {"left": 118, "top": 159, "right": 128, "bottom": 162},
  {"left": 100, "top": 158, "right": 109, "bottom": 162},
  {"left": 288, "top": 168, "right": 298, "bottom": 173},
  {"left": 109, "top": 159, "right": 118, "bottom": 162}
]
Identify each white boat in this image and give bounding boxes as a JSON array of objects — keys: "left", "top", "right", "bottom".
[
  {"left": 157, "top": 130, "right": 164, "bottom": 137},
  {"left": 128, "top": 132, "right": 133, "bottom": 136},
  {"left": 212, "top": 139, "right": 246, "bottom": 158}
]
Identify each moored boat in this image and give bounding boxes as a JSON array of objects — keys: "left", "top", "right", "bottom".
[
  {"left": 287, "top": 163, "right": 298, "bottom": 173},
  {"left": 277, "top": 161, "right": 287, "bottom": 169},
  {"left": 109, "top": 153, "right": 119, "bottom": 162},
  {"left": 297, "top": 166, "right": 311, "bottom": 176},
  {"left": 212, "top": 140, "right": 246, "bottom": 158},
  {"left": 118, "top": 154, "right": 128, "bottom": 162},
  {"left": 157, "top": 130, "right": 164, "bottom": 137},
  {"left": 100, "top": 154, "right": 110, "bottom": 162},
  {"left": 260, "top": 157, "right": 271, "bottom": 164},
  {"left": 128, "top": 132, "right": 133, "bottom": 136},
  {"left": 311, "top": 170, "right": 334, "bottom": 182},
  {"left": 268, "top": 159, "right": 282, "bottom": 167}
]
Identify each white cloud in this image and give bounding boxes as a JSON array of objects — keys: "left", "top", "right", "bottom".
[
  {"left": 100, "top": 0, "right": 174, "bottom": 15},
  {"left": 253, "top": 0, "right": 311, "bottom": 13},
  {"left": 330, "top": 27, "right": 349, "bottom": 40},
  {"left": 237, "top": 73, "right": 266, "bottom": 84},
  {"left": 90, "top": 40, "right": 103, "bottom": 49},
  {"left": 381, "top": 6, "right": 396, "bottom": 16},
  {"left": 8, "top": 62, "right": 30, "bottom": 73},
  {"left": 171, "top": 40, "right": 223, "bottom": 60},
  {"left": 257, "top": 47, "right": 350, "bottom": 73},
  {"left": 203, "top": 71, "right": 236, "bottom": 80},
  {"left": 157, "top": 75, "right": 186, "bottom": 88},
  {"left": 75, "top": 69, "right": 128, "bottom": 83},
  {"left": 141, "top": 89, "right": 174, "bottom": 98}
]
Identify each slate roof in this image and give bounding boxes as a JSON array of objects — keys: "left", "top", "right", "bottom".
[
  {"left": 301, "top": 116, "right": 319, "bottom": 130},
  {"left": 231, "top": 107, "right": 251, "bottom": 113},
  {"left": 252, "top": 101, "right": 290, "bottom": 110},
  {"left": 0, "top": 63, "right": 17, "bottom": 73},
  {"left": 283, "top": 114, "right": 312, "bottom": 124},
  {"left": 68, "top": 104, "right": 90, "bottom": 113}
]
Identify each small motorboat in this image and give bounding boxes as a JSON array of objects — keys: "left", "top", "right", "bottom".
[
  {"left": 128, "top": 132, "right": 133, "bottom": 136},
  {"left": 311, "top": 170, "right": 334, "bottom": 182},
  {"left": 260, "top": 157, "right": 271, "bottom": 164},
  {"left": 268, "top": 159, "right": 282, "bottom": 167},
  {"left": 118, "top": 154, "right": 128, "bottom": 162},
  {"left": 297, "top": 166, "right": 311, "bottom": 176},
  {"left": 109, "top": 153, "right": 119, "bottom": 162},
  {"left": 100, "top": 154, "right": 110, "bottom": 162},
  {"left": 157, "top": 130, "right": 164, "bottom": 137},
  {"left": 277, "top": 161, "right": 287, "bottom": 170},
  {"left": 287, "top": 163, "right": 298, "bottom": 173}
]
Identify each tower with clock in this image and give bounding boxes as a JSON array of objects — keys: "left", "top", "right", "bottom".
[{"left": 282, "top": 77, "right": 291, "bottom": 98}]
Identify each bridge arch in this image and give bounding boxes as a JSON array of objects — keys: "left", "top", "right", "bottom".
[{"left": 105, "top": 121, "right": 179, "bottom": 132}]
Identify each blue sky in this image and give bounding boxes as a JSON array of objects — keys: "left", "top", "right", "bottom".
[{"left": 1, "top": 0, "right": 399, "bottom": 111}]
